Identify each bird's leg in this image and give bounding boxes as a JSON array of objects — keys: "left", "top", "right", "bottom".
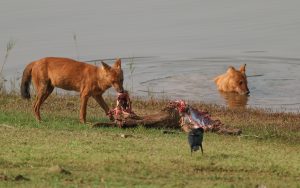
[{"left": 200, "top": 143, "right": 203, "bottom": 155}]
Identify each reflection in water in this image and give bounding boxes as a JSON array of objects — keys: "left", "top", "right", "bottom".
[{"left": 218, "top": 91, "right": 249, "bottom": 108}]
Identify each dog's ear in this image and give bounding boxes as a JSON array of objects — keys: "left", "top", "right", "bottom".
[
  {"left": 240, "top": 64, "right": 246, "bottom": 74},
  {"left": 113, "top": 58, "right": 122, "bottom": 70},
  {"left": 226, "top": 66, "right": 236, "bottom": 75},
  {"left": 101, "top": 61, "right": 111, "bottom": 72}
]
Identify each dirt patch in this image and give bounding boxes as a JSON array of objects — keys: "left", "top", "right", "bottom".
[{"left": 14, "top": 174, "right": 30, "bottom": 181}]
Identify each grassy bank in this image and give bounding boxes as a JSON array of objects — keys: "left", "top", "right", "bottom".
[{"left": 0, "top": 94, "right": 299, "bottom": 187}]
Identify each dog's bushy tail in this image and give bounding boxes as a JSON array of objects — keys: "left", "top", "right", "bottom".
[{"left": 20, "top": 62, "right": 35, "bottom": 99}]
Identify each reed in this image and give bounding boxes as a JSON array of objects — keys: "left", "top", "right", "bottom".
[
  {"left": 0, "top": 39, "right": 16, "bottom": 93},
  {"left": 72, "top": 33, "right": 80, "bottom": 61},
  {"left": 127, "top": 57, "right": 135, "bottom": 93}
]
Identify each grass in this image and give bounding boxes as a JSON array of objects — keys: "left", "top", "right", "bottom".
[{"left": 0, "top": 93, "right": 299, "bottom": 187}]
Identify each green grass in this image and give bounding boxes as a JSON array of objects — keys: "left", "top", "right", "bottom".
[{"left": 0, "top": 94, "right": 299, "bottom": 187}]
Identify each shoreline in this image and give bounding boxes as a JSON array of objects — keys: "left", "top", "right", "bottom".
[{"left": 1, "top": 93, "right": 299, "bottom": 143}]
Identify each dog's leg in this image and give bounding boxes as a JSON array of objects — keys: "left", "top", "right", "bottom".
[
  {"left": 79, "top": 93, "right": 89, "bottom": 123},
  {"left": 36, "top": 85, "right": 54, "bottom": 120},
  {"left": 32, "top": 78, "right": 51, "bottom": 122},
  {"left": 39, "top": 85, "right": 54, "bottom": 106},
  {"left": 92, "top": 94, "right": 110, "bottom": 115},
  {"left": 33, "top": 94, "right": 43, "bottom": 121}
]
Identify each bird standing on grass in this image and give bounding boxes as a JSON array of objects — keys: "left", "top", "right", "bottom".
[
  {"left": 172, "top": 100, "right": 205, "bottom": 155},
  {"left": 188, "top": 128, "right": 204, "bottom": 155}
]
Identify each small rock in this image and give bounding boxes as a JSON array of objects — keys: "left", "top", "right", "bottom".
[
  {"left": 120, "top": 134, "right": 133, "bottom": 138},
  {"left": 101, "top": 177, "right": 105, "bottom": 183},
  {"left": 48, "top": 165, "right": 71, "bottom": 175},
  {"left": 255, "top": 184, "right": 267, "bottom": 188}
]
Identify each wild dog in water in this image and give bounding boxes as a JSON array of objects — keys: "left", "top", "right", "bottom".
[
  {"left": 20, "top": 57, "right": 124, "bottom": 123},
  {"left": 214, "top": 64, "right": 250, "bottom": 95}
]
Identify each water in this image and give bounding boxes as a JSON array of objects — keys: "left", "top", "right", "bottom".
[
  {"left": 120, "top": 56, "right": 300, "bottom": 112},
  {"left": 1, "top": 0, "right": 300, "bottom": 112}
]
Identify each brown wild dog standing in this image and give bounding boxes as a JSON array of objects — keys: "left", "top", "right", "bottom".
[
  {"left": 20, "top": 57, "right": 124, "bottom": 123},
  {"left": 214, "top": 64, "right": 250, "bottom": 95}
]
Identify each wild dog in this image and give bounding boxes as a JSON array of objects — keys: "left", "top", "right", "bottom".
[
  {"left": 218, "top": 91, "right": 249, "bottom": 108},
  {"left": 214, "top": 64, "right": 249, "bottom": 95},
  {"left": 20, "top": 57, "right": 124, "bottom": 123}
]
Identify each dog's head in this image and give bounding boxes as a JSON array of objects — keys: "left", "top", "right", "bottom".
[
  {"left": 101, "top": 58, "right": 124, "bottom": 93},
  {"left": 214, "top": 64, "right": 249, "bottom": 95}
]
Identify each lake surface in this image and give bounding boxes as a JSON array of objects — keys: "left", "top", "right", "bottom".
[{"left": 1, "top": 0, "right": 300, "bottom": 112}]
